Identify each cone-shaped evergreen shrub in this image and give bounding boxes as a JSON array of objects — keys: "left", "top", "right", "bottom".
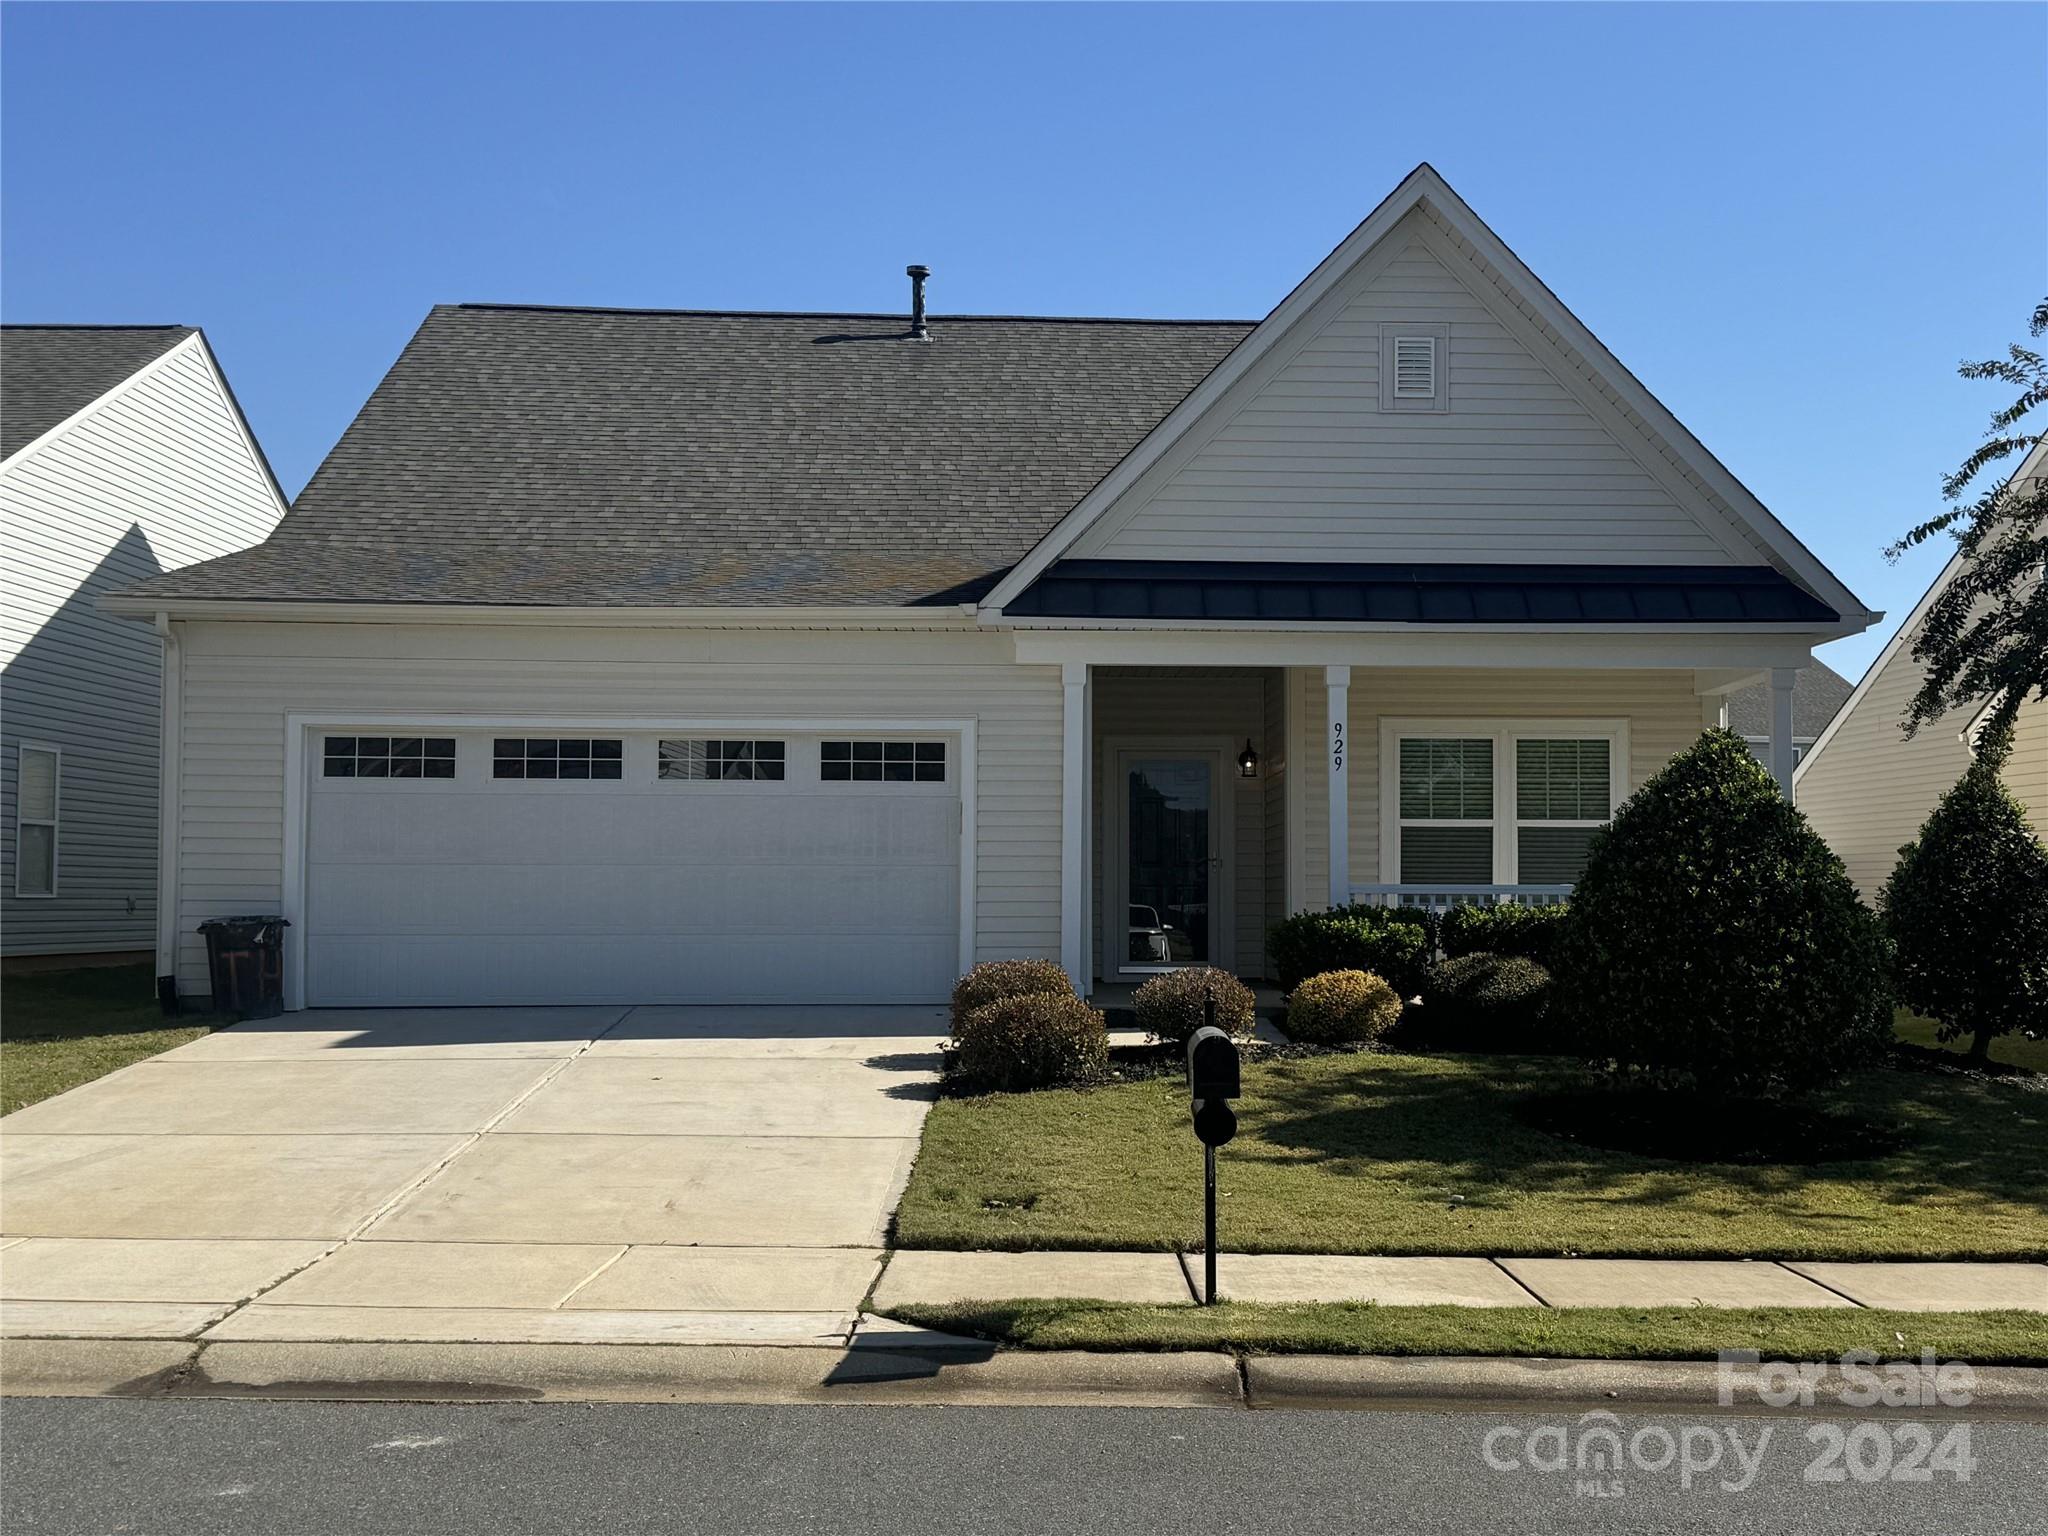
[
  {"left": 1881, "top": 730, "right": 2048, "bottom": 1061},
  {"left": 1555, "top": 728, "right": 1891, "bottom": 1097}
]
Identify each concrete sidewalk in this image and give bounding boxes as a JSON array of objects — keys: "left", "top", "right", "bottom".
[{"left": 873, "top": 1250, "right": 2048, "bottom": 1312}]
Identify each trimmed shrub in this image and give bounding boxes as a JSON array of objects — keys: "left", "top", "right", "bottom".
[
  {"left": 955, "top": 993, "right": 1109, "bottom": 1092},
  {"left": 1440, "top": 902, "right": 1571, "bottom": 970},
  {"left": 1881, "top": 736, "right": 2048, "bottom": 1062},
  {"left": 1554, "top": 728, "right": 1891, "bottom": 1099},
  {"left": 949, "top": 959, "right": 1073, "bottom": 1037},
  {"left": 1420, "top": 952, "right": 1553, "bottom": 1050},
  {"left": 1285, "top": 969, "right": 1403, "bottom": 1047},
  {"left": 1134, "top": 966, "right": 1258, "bottom": 1047},
  {"left": 1267, "top": 906, "right": 1433, "bottom": 998}
]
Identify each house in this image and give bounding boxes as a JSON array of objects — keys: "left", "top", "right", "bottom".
[
  {"left": 3, "top": 326, "right": 286, "bottom": 963},
  {"left": 1794, "top": 439, "right": 2048, "bottom": 901},
  {"left": 103, "top": 166, "right": 1879, "bottom": 1010},
  {"left": 1722, "top": 661, "right": 1852, "bottom": 770}
]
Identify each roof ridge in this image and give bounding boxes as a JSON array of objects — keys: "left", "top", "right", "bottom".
[
  {"left": 449, "top": 302, "right": 1258, "bottom": 327},
  {"left": 0, "top": 322, "right": 193, "bottom": 333}
]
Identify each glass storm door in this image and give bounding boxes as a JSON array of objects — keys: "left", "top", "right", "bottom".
[{"left": 1123, "top": 756, "right": 1215, "bottom": 970}]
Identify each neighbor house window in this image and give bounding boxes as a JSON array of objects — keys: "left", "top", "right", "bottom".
[
  {"left": 1385, "top": 722, "right": 1623, "bottom": 886},
  {"left": 492, "top": 738, "right": 624, "bottom": 780},
  {"left": 15, "top": 744, "right": 58, "bottom": 897},
  {"left": 324, "top": 736, "right": 456, "bottom": 779},
  {"left": 821, "top": 740, "right": 946, "bottom": 783},
  {"left": 659, "top": 739, "right": 785, "bottom": 782}
]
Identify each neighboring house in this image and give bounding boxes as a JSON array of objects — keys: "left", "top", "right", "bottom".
[
  {"left": 1723, "top": 660, "right": 1853, "bottom": 769},
  {"left": 1794, "top": 439, "right": 2048, "bottom": 901},
  {"left": 105, "top": 166, "right": 1878, "bottom": 1010},
  {"left": 2, "top": 326, "right": 287, "bottom": 961}
]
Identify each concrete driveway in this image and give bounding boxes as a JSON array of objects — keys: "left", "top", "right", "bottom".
[{"left": 0, "top": 1005, "right": 944, "bottom": 1346}]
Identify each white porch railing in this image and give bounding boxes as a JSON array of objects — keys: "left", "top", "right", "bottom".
[{"left": 1349, "top": 884, "right": 1572, "bottom": 913}]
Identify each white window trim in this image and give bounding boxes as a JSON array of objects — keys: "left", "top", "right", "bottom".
[
  {"left": 15, "top": 742, "right": 61, "bottom": 898},
  {"left": 1377, "top": 718, "right": 1628, "bottom": 884}
]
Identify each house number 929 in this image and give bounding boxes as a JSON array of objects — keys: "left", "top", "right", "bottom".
[{"left": 1331, "top": 721, "right": 1344, "bottom": 773}]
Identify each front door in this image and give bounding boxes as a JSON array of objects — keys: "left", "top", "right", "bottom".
[{"left": 1116, "top": 750, "right": 1227, "bottom": 975}]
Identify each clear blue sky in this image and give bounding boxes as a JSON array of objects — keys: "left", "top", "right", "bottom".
[{"left": 5, "top": 2, "right": 2041, "bottom": 677}]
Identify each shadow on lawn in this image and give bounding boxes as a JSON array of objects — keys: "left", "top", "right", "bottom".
[{"left": 1240, "top": 1051, "right": 2048, "bottom": 1216}]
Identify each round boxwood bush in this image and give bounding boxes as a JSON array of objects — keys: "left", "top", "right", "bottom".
[
  {"left": 1419, "top": 952, "right": 1553, "bottom": 1050},
  {"left": 1134, "top": 966, "right": 1257, "bottom": 1047},
  {"left": 949, "top": 958, "right": 1073, "bottom": 1037},
  {"left": 1553, "top": 728, "right": 1891, "bottom": 1099},
  {"left": 1881, "top": 735, "right": 2048, "bottom": 1063},
  {"left": 1439, "top": 902, "right": 1570, "bottom": 971},
  {"left": 1285, "top": 969, "right": 1403, "bottom": 1047},
  {"left": 954, "top": 993, "right": 1109, "bottom": 1092},
  {"left": 1266, "top": 906, "right": 1432, "bottom": 998}
]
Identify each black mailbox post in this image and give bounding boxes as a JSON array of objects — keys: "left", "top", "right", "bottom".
[{"left": 1185, "top": 1001, "right": 1242, "bottom": 1305}]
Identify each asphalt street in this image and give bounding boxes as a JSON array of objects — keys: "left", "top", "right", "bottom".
[{"left": 3, "top": 1397, "right": 2044, "bottom": 1535}]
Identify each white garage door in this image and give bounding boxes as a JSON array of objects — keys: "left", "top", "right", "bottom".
[{"left": 304, "top": 728, "right": 961, "bottom": 1006}]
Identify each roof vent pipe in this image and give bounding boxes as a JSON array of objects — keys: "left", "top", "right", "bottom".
[{"left": 906, "top": 265, "right": 931, "bottom": 341}]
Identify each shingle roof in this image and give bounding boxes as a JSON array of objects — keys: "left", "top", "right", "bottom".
[
  {"left": 117, "top": 304, "right": 1255, "bottom": 608},
  {"left": 1726, "top": 659, "right": 1855, "bottom": 737},
  {"left": 2, "top": 325, "right": 195, "bottom": 460}
]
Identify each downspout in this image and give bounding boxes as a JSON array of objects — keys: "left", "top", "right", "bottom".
[{"left": 154, "top": 612, "right": 182, "bottom": 1013}]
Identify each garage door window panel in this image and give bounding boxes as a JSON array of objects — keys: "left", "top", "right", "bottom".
[
  {"left": 493, "top": 739, "right": 624, "bottom": 781},
  {"left": 324, "top": 736, "right": 456, "bottom": 780},
  {"left": 822, "top": 740, "right": 946, "bottom": 784},
  {"left": 660, "top": 739, "right": 786, "bottom": 782}
]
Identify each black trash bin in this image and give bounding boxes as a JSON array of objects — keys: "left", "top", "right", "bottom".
[{"left": 198, "top": 916, "right": 291, "bottom": 1018}]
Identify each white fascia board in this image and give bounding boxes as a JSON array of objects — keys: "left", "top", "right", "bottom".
[
  {"left": 0, "top": 331, "right": 206, "bottom": 477},
  {"left": 186, "top": 330, "right": 292, "bottom": 524},
  {"left": 982, "top": 163, "right": 1876, "bottom": 626},
  {"left": 95, "top": 595, "right": 981, "bottom": 629}
]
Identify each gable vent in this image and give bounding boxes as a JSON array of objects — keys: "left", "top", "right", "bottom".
[{"left": 1392, "top": 335, "right": 1437, "bottom": 398}]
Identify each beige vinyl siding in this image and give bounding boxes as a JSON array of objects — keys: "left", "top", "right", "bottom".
[
  {"left": 166, "top": 621, "right": 1062, "bottom": 998},
  {"left": 1089, "top": 668, "right": 1278, "bottom": 980},
  {"left": 1071, "top": 210, "right": 1740, "bottom": 567},
  {"left": 0, "top": 339, "right": 283, "bottom": 955},
  {"left": 1289, "top": 667, "right": 1706, "bottom": 900},
  {"left": 2005, "top": 694, "right": 2048, "bottom": 841},
  {"left": 1796, "top": 640, "right": 2043, "bottom": 903}
]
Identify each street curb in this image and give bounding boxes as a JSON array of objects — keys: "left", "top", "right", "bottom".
[
  {"left": 1245, "top": 1355, "right": 2048, "bottom": 1419},
  {"left": 6, "top": 1338, "right": 2047, "bottom": 1416}
]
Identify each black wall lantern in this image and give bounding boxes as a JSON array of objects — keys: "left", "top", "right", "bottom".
[{"left": 1237, "top": 739, "right": 1260, "bottom": 779}]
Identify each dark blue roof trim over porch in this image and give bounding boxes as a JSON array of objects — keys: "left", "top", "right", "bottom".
[{"left": 1001, "top": 560, "right": 1839, "bottom": 625}]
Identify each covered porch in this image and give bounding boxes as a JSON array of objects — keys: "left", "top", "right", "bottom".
[{"left": 1052, "top": 645, "right": 1809, "bottom": 997}]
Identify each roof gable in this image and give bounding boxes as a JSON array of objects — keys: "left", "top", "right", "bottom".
[
  {"left": 985, "top": 166, "right": 1871, "bottom": 625},
  {"left": 1, "top": 325, "right": 195, "bottom": 462}
]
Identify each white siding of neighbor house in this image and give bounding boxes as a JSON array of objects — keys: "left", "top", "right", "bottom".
[
  {"left": 1069, "top": 210, "right": 1746, "bottom": 567},
  {"left": 1286, "top": 666, "right": 1707, "bottom": 901},
  {"left": 165, "top": 621, "right": 1064, "bottom": 1000},
  {"left": 1089, "top": 667, "right": 1281, "bottom": 980},
  {"left": 1795, "top": 624, "right": 2047, "bottom": 903},
  {"left": 1, "top": 338, "right": 284, "bottom": 956}
]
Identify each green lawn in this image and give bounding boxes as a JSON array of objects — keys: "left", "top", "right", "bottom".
[
  {"left": 1, "top": 963, "right": 214, "bottom": 1115},
  {"left": 1894, "top": 1008, "right": 2048, "bottom": 1072},
  {"left": 882, "top": 1299, "right": 2048, "bottom": 1365},
  {"left": 895, "top": 1050, "right": 2048, "bottom": 1260}
]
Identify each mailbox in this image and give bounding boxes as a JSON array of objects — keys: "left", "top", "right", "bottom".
[{"left": 1186, "top": 1025, "right": 1241, "bottom": 1102}]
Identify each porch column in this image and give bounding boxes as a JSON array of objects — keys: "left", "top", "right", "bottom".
[
  {"left": 1768, "top": 666, "right": 1797, "bottom": 801},
  {"left": 1325, "top": 664, "right": 1351, "bottom": 908},
  {"left": 1061, "top": 661, "right": 1090, "bottom": 991}
]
